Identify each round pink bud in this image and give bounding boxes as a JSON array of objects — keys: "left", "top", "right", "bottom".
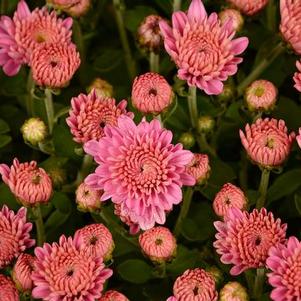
[
  {"left": 293, "top": 60, "right": 301, "bottom": 92},
  {"left": 227, "top": 0, "right": 269, "bottom": 16},
  {"left": 76, "top": 182, "right": 103, "bottom": 212},
  {"left": 47, "top": 0, "right": 91, "bottom": 17},
  {"left": 87, "top": 78, "right": 114, "bottom": 98},
  {"left": 220, "top": 282, "right": 249, "bottom": 301},
  {"left": 186, "top": 153, "right": 210, "bottom": 185},
  {"left": 219, "top": 9, "right": 244, "bottom": 32},
  {"left": 131, "top": 72, "right": 173, "bottom": 115},
  {"left": 100, "top": 290, "right": 129, "bottom": 301},
  {"left": 0, "top": 275, "right": 19, "bottom": 301}
]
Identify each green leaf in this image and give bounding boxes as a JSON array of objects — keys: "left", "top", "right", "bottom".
[
  {"left": 0, "top": 183, "right": 19, "bottom": 211},
  {"left": 0, "top": 119, "right": 10, "bottom": 134},
  {"left": 0, "top": 135, "right": 11, "bottom": 148},
  {"left": 294, "top": 194, "right": 301, "bottom": 216},
  {"left": 45, "top": 209, "right": 70, "bottom": 232},
  {"left": 51, "top": 192, "right": 72, "bottom": 214}
]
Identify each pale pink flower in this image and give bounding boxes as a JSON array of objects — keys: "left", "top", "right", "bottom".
[
  {"left": 219, "top": 9, "right": 244, "bottom": 32},
  {"left": 267, "top": 236, "right": 301, "bottom": 301},
  {"left": 214, "top": 208, "right": 287, "bottom": 275},
  {"left": 159, "top": 0, "right": 249, "bottom": 95},
  {"left": 296, "top": 128, "right": 301, "bottom": 149},
  {"left": 139, "top": 226, "right": 176, "bottom": 263},
  {"left": 0, "top": 206, "right": 35, "bottom": 269},
  {"left": 100, "top": 290, "right": 129, "bottom": 301},
  {"left": 293, "top": 60, "right": 301, "bottom": 92},
  {"left": 280, "top": 0, "right": 301, "bottom": 55},
  {"left": 185, "top": 153, "right": 210, "bottom": 185},
  {"left": 213, "top": 183, "right": 247, "bottom": 218},
  {"left": 76, "top": 182, "right": 103, "bottom": 212},
  {"left": 0, "top": 158, "right": 52, "bottom": 207},
  {"left": 67, "top": 90, "right": 133, "bottom": 144},
  {"left": 84, "top": 116, "right": 195, "bottom": 230},
  {"left": 75, "top": 224, "right": 114, "bottom": 261},
  {"left": 227, "top": 0, "right": 269, "bottom": 16},
  {"left": 31, "top": 42, "right": 80, "bottom": 88},
  {"left": 219, "top": 282, "right": 248, "bottom": 301},
  {"left": 132, "top": 72, "right": 173, "bottom": 115},
  {"left": 0, "top": 275, "right": 19, "bottom": 301},
  {"left": 47, "top": 0, "right": 91, "bottom": 17},
  {"left": 239, "top": 118, "right": 295, "bottom": 169},
  {"left": 32, "top": 235, "right": 113, "bottom": 301}
]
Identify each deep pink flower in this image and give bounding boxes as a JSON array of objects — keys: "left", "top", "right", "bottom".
[
  {"left": 239, "top": 118, "right": 295, "bottom": 169},
  {"left": 185, "top": 153, "right": 210, "bottom": 185},
  {"left": 32, "top": 235, "right": 113, "bottom": 301},
  {"left": 100, "top": 290, "right": 129, "bottom": 301},
  {"left": 47, "top": 0, "right": 91, "bottom": 17},
  {"left": 84, "top": 116, "right": 195, "bottom": 230},
  {"left": 266, "top": 236, "right": 301, "bottom": 301},
  {"left": 0, "top": 158, "right": 52, "bottom": 206},
  {"left": 76, "top": 182, "right": 103, "bottom": 212},
  {"left": 227, "top": 0, "right": 269, "bottom": 16},
  {"left": 159, "top": 0, "right": 248, "bottom": 95},
  {"left": 213, "top": 183, "right": 247, "bottom": 218},
  {"left": 214, "top": 208, "right": 287, "bottom": 275},
  {"left": 219, "top": 9, "right": 244, "bottom": 32},
  {"left": 67, "top": 90, "right": 133, "bottom": 144},
  {"left": 293, "top": 60, "right": 301, "bottom": 92},
  {"left": 0, "top": 275, "right": 19, "bottom": 301},
  {"left": 0, "top": 206, "right": 35, "bottom": 269},
  {"left": 219, "top": 282, "right": 248, "bottom": 301}
]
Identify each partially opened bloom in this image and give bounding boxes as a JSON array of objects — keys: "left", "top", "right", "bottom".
[
  {"left": 185, "top": 153, "right": 210, "bottom": 185},
  {"left": 76, "top": 182, "right": 103, "bottom": 212},
  {"left": 32, "top": 235, "right": 113, "bottom": 301},
  {"left": 227, "top": 0, "right": 268, "bottom": 16},
  {"left": 219, "top": 9, "right": 244, "bottom": 32},
  {"left": 100, "top": 290, "right": 129, "bottom": 301},
  {"left": 214, "top": 208, "right": 287, "bottom": 275},
  {"left": 67, "top": 90, "right": 133, "bottom": 144},
  {"left": 213, "top": 183, "right": 247, "bottom": 218},
  {"left": 84, "top": 116, "right": 195, "bottom": 230},
  {"left": 159, "top": 0, "right": 249, "bottom": 95},
  {"left": 131, "top": 72, "right": 173, "bottom": 115},
  {"left": 220, "top": 282, "right": 248, "bottom": 301},
  {"left": 266, "top": 236, "right": 301, "bottom": 301},
  {"left": 293, "top": 60, "right": 301, "bottom": 92},
  {"left": 0, "top": 275, "right": 19, "bottom": 301},
  {"left": 239, "top": 118, "right": 295, "bottom": 169},
  {"left": 47, "top": 0, "right": 91, "bottom": 17},
  {"left": 0, "top": 158, "right": 52, "bottom": 206},
  {"left": 0, "top": 206, "right": 35, "bottom": 269},
  {"left": 21, "top": 118, "right": 47, "bottom": 145}
]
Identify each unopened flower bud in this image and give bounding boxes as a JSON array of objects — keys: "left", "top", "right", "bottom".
[
  {"left": 87, "top": 78, "right": 113, "bottom": 98},
  {"left": 76, "top": 182, "right": 103, "bottom": 212},
  {"left": 206, "top": 266, "right": 223, "bottom": 286},
  {"left": 219, "top": 9, "right": 244, "bottom": 32},
  {"left": 186, "top": 154, "right": 210, "bottom": 185},
  {"left": 220, "top": 282, "right": 249, "bottom": 301},
  {"left": 217, "top": 84, "right": 235, "bottom": 103},
  {"left": 179, "top": 132, "right": 195, "bottom": 149},
  {"left": 198, "top": 116, "right": 215, "bottom": 133},
  {"left": 21, "top": 118, "right": 47, "bottom": 145},
  {"left": 47, "top": 0, "right": 91, "bottom": 17}
]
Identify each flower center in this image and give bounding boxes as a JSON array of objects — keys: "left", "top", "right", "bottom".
[
  {"left": 32, "top": 174, "right": 41, "bottom": 184},
  {"left": 99, "top": 121, "right": 106, "bottom": 128},
  {"left": 66, "top": 269, "right": 74, "bottom": 277},
  {"left": 89, "top": 236, "right": 98, "bottom": 245},
  {"left": 255, "top": 236, "right": 262, "bottom": 246},
  {"left": 155, "top": 238, "right": 163, "bottom": 245},
  {"left": 254, "top": 86, "right": 265, "bottom": 97},
  {"left": 265, "top": 137, "right": 274, "bottom": 149},
  {"left": 225, "top": 197, "right": 231, "bottom": 205},
  {"left": 35, "top": 34, "right": 46, "bottom": 43},
  {"left": 149, "top": 88, "right": 157, "bottom": 96},
  {"left": 50, "top": 60, "right": 58, "bottom": 68},
  {"left": 193, "top": 286, "right": 200, "bottom": 296}
]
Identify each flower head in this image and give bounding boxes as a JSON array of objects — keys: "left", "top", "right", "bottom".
[
  {"left": 0, "top": 275, "right": 19, "bottom": 301},
  {"left": 47, "top": 0, "right": 91, "bottom": 17},
  {"left": 227, "top": 0, "right": 268, "bottom": 16},
  {"left": 214, "top": 208, "right": 287, "bottom": 275},
  {"left": 239, "top": 118, "right": 295, "bottom": 169},
  {"left": 67, "top": 90, "right": 133, "bottom": 144},
  {"left": 220, "top": 282, "right": 249, "bottom": 301},
  {"left": 76, "top": 182, "right": 103, "bottom": 212},
  {"left": 186, "top": 153, "right": 210, "bottom": 185},
  {"left": 131, "top": 72, "right": 173, "bottom": 115},
  {"left": 139, "top": 226, "right": 176, "bottom": 263},
  {"left": 198, "top": 116, "right": 215, "bottom": 133},
  {"left": 266, "top": 236, "right": 301, "bottom": 301},
  {"left": 84, "top": 116, "right": 195, "bottom": 230},
  {"left": 293, "top": 60, "right": 301, "bottom": 92},
  {"left": 213, "top": 183, "right": 247, "bottom": 218},
  {"left": 159, "top": 0, "right": 249, "bottom": 95},
  {"left": 100, "top": 290, "right": 129, "bottom": 301},
  {"left": 87, "top": 78, "right": 114, "bottom": 98},
  {"left": 0, "top": 158, "right": 52, "bottom": 206},
  {"left": 21, "top": 118, "right": 47, "bottom": 145},
  {"left": 32, "top": 235, "right": 113, "bottom": 301},
  {"left": 219, "top": 9, "right": 244, "bottom": 32},
  {"left": 0, "top": 206, "right": 35, "bottom": 269}
]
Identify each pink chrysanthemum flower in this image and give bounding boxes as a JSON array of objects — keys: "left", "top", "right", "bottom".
[
  {"left": 185, "top": 153, "right": 210, "bottom": 185},
  {"left": 0, "top": 206, "right": 35, "bottom": 269},
  {"left": 47, "top": 0, "right": 91, "bottom": 17},
  {"left": 266, "top": 236, "right": 301, "bottom": 301},
  {"left": 0, "top": 275, "right": 19, "bottom": 301},
  {"left": 227, "top": 0, "right": 269, "bottom": 16},
  {"left": 219, "top": 9, "right": 244, "bottom": 32},
  {"left": 67, "top": 90, "right": 133, "bottom": 144},
  {"left": 219, "top": 282, "right": 248, "bottom": 301},
  {"left": 31, "top": 42, "right": 80, "bottom": 88},
  {"left": 239, "top": 118, "right": 295, "bottom": 169},
  {"left": 12, "top": 253, "right": 35, "bottom": 292},
  {"left": 293, "top": 60, "right": 301, "bottom": 92},
  {"left": 214, "top": 208, "right": 287, "bottom": 275},
  {"left": 167, "top": 268, "right": 218, "bottom": 301},
  {"left": 76, "top": 182, "right": 103, "bottom": 212},
  {"left": 0, "top": 0, "right": 73, "bottom": 76},
  {"left": 84, "top": 116, "right": 195, "bottom": 230},
  {"left": 213, "top": 183, "right": 247, "bottom": 218},
  {"left": 280, "top": 0, "right": 301, "bottom": 55},
  {"left": 131, "top": 72, "right": 173, "bottom": 115},
  {"left": 0, "top": 158, "right": 52, "bottom": 207},
  {"left": 75, "top": 224, "right": 114, "bottom": 261},
  {"left": 100, "top": 290, "right": 129, "bottom": 301},
  {"left": 139, "top": 226, "right": 176, "bottom": 263},
  {"left": 159, "top": 0, "right": 249, "bottom": 95},
  {"left": 32, "top": 235, "right": 113, "bottom": 301}
]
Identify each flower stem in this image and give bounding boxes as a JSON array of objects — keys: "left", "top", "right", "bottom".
[
  {"left": 253, "top": 268, "right": 266, "bottom": 299},
  {"left": 149, "top": 51, "right": 159, "bottom": 73},
  {"left": 266, "top": 0, "right": 276, "bottom": 32},
  {"left": 187, "top": 86, "right": 198, "bottom": 129},
  {"left": 197, "top": 133, "right": 217, "bottom": 157},
  {"left": 256, "top": 168, "right": 270, "bottom": 209},
  {"left": 75, "top": 154, "right": 93, "bottom": 185},
  {"left": 155, "top": 261, "right": 166, "bottom": 278},
  {"left": 173, "top": 0, "right": 182, "bottom": 11},
  {"left": 44, "top": 89, "right": 54, "bottom": 135},
  {"left": 0, "top": 0, "right": 7, "bottom": 14},
  {"left": 32, "top": 205, "right": 45, "bottom": 246},
  {"left": 26, "top": 71, "right": 35, "bottom": 116}
]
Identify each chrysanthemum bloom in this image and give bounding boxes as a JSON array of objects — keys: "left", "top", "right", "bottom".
[
  {"left": 0, "top": 158, "right": 52, "bottom": 206},
  {"left": 213, "top": 183, "right": 247, "bottom": 218},
  {"left": 100, "top": 290, "right": 129, "bottom": 301},
  {"left": 87, "top": 78, "right": 114, "bottom": 98},
  {"left": 75, "top": 224, "right": 114, "bottom": 261},
  {"left": 186, "top": 153, "right": 210, "bottom": 185},
  {"left": 167, "top": 268, "right": 218, "bottom": 301},
  {"left": 280, "top": 0, "right": 301, "bottom": 55},
  {"left": 76, "top": 182, "right": 103, "bottom": 212},
  {"left": 131, "top": 72, "right": 173, "bottom": 115},
  {"left": 67, "top": 90, "right": 133, "bottom": 144},
  {"left": 139, "top": 226, "right": 176, "bottom": 263},
  {"left": 0, "top": 0, "right": 73, "bottom": 76},
  {"left": 31, "top": 42, "right": 80, "bottom": 88},
  {"left": 219, "top": 9, "right": 244, "bottom": 32},
  {"left": 84, "top": 116, "right": 195, "bottom": 230},
  {"left": 138, "top": 15, "right": 164, "bottom": 53},
  {"left": 0, "top": 206, "right": 35, "bottom": 269},
  {"left": 32, "top": 235, "right": 113, "bottom": 301},
  {"left": 159, "top": 0, "right": 249, "bottom": 95},
  {"left": 267, "top": 236, "right": 301, "bottom": 301},
  {"left": 12, "top": 253, "right": 35, "bottom": 292},
  {"left": 245, "top": 80, "right": 278, "bottom": 112},
  {"left": 220, "top": 282, "right": 249, "bottom": 301},
  {"left": 293, "top": 60, "right": 301, "bottom": 92},
  {"left": 0, "top": 275, "right": 19, "bottom": 301},
  {"left": 227, "top": 0, "right": 268, "bottom": 16},
  {"left": 47, "top": 0, "right": 91, "bottom": 17},
  {"left": 214, "top": 208, "right": 287, "bottom": 275},
  {"left": 198, "top": 116, "right": 215, "bottom": 133},
  {"left": 239, "top": 118, "right": 295, "bottom": 169},
  {"left": 21, "top": 118, "right": 47, "bottom": 145}
]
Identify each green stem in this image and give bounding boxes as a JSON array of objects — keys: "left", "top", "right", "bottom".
[
  {"left": 244, "top": 270, "right": 253, "bottom": 293},
  {"left": 253, "top": 268, "right": 266, "bottom": 299},
  {"left": 187, "top": 86, "right": 198, "bottom": 129},
  {"left": 266, "top": 0, "right": 276, "bottom": 32},
  {"left": 256, "top": 168, "right": 270, "bottom": 209},
  {"left": 112, "top": 0, "right": 136, "bottom": 80},
  {"left": 26, "top": 71, "right": 35, "bottom": 116},
  {"left": 75, "top": 154, "right": 93, "bottom": 185},
  {"left": 173, "top": 0, "right": 181, "bottom": 11},
  {"left": 197, "top": 133, "right": 217, "bottom": 157},
  {"left": 155, "top": 261, "right": 166, "bottom": 278},
  {"left": 0, "top": 0, "right": 7, "bottom": 14},
  {"left": 239, "top": 151, "right": 248, "bottom": 191},
  {"left": 44, "top": 89, "right": 54, "bottom": 135},
  {"left": 149, "top": 51, "right": 159, "bottom": 73},
  {"left": 32, "top": 205, "right": 45, "bottom": 246}
]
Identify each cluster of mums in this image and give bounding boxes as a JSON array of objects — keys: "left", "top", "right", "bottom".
[{"left": 1, "top": 0, "right": 301, "bottom": 300}]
